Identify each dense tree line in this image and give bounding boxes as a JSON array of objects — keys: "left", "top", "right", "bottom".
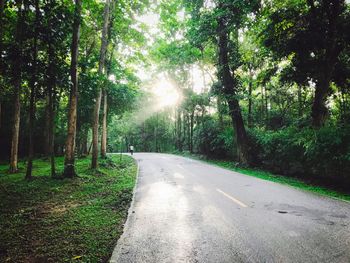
[
  {"left": 1, "top": 0, "right": 350, "bottom": 183},
  {"left": 0, "top": 0, "right": 146, "bottom": 177},
  {"left": 115, "top": 0, "right": 350, "bottom": 182}
]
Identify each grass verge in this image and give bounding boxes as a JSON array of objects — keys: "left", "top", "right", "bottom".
[
  {"left": 178, "top": 153, "right": 350, "bottom": 202},
  {"left": 0, "top": 154, "right": 137, "bottom": 263}
]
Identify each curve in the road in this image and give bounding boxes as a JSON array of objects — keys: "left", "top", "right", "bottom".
[{"left": 110, "top": 153, "right": 350, "bottom": 263}]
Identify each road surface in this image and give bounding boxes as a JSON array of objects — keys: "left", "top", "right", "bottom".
[{"left": 110, "top": 153, "right": 350, "bottom": 263}]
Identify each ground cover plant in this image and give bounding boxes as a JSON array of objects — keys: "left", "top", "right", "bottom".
[{"left": 0, "top": 155, "right": 137, "bottom": 263}]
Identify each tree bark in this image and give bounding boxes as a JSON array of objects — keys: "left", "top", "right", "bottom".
[
  {"left": 311, "top": 77, "right": 330, "bottom": 127},
  {"left": 48, "top": 65, "right": 56, "bottom": 178},
  {"left": 311, "top": 0, "right": 342, "bottom": 127},
  {"left": 81, "top": 130, "right": 88, "bottom": 156},
  {"left": 63, "top": 0, "right": 82, "bottom": 178},
  {"left": 26, "top": 0, "right": 40, "bottom": 180},
  {"left": 100, "top": 88, "right": 107, "bottom": 157},
  {"left": 91, "top": 0, "right": 110, "bottom": 169},
  {"left": 9, "top": 0, "right": 24, "bottom": 173},
  {"left": 217, "top": 17, "right": 250, "bottom": 165},
  {"left": 100, "top": 47, "right": 114, "bottom": 158},
  {"left": 44, "top": 95, "right": 50, "bottom": 155},
  {"left": 47, "top": 12, "right": 56, "bottom": 177},
  {"left": 10, "top": 91, "right": 21, "bottom": 173}
]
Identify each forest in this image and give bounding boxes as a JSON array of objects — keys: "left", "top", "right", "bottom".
[
  {"left": 1, "top": 0, "right": 350, "bottom": 183},
  {"left": 111, "top": 0, "right": 350, "bottom": 186},
  {"left": 1, "top": 0, "right": 350, "bottom": 261},
  {"left": 0, "top": 0, "right": 350, "bottom": 181}
]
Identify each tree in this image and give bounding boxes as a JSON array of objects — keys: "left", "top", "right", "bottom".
[
  {"left": 216, "top": 3, "right": 250, "bottom": 164},
  {"left": 91, "top": 0, "right": 110, "bottom": 169},
  {"left": 9, "top": 0, "right": 25, "bottom": 173},
  {"left": 63, "top": 0, "right": 82, "bottom": 178},
  {"left": 261, "top": 0, "right": 350, "bottom": 127},
  {"left": 26, "top": 0, "right": 40, "bottom": 179}
]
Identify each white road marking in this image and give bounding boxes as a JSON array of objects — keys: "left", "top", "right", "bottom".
[{"left": 216, "top": 188, "right": 248, "bottom": 208}]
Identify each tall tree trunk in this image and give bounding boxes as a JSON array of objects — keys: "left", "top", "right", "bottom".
[
  {"left": 217, "top": 18, "right": 250, "bottom": 165},
  {"left": 63, "top": 0, "right": 82, "bottom": 178},
  {"left": 311, "top": 76, "right": 330, "bottom": 127},
  {"left": 311, "top": 0, "right": 342, "bottom": 127},
  {"left": 91, "top": 0, "right": 110, "bottom": 169},
  {"left": 100, "top": 88, "right": 107, "bottom": 157},
  {"left": 10, "top": 91, "right": 21, "bottom": 173},
  {"left": 87, "top": 139, "right": 93, "bottom": 155},
  {"left": 100, "top": 44, "right": 114, "bottom": 158},
  {"left": 49, "top": 105, "right": 56, "bottom": 177},
  {"left": 82, "top": 130, "right": 88, "bottom": 156},
  {"left": 100, "top": 9, "right": 115, "bottom": 159},
  {"left": 47, "top": 72, "right": 56, "bottom": 178},
  {"left": 26, "top": 0, "right": 40, "bottom": 179},
  {"left": 9, "top": 0, "right": 24, "bottom": 173},
  {"left": 47, "top": 24, "right": 56, "bottom": 177}
]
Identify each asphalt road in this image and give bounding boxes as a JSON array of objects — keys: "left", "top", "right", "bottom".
[{"left": 110, "top": 153, "right": 350, "bottom": 263}]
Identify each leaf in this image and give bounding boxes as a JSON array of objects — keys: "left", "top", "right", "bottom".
[{"left": 72, "top": 256, "right": 82, "bottom": 260}]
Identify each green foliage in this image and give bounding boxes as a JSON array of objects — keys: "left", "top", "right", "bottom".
[
  {"left": 0, "top": 0, "right": 147, "bottom": 158},
  {"left": 251, "top": 125, "right": 350, "bottom": 179},
  {"left": 108, "top": 0, "right": 350, "bottom": 190},
  {"left": 260, "top": 0, "right": 350, "bottom": 86},
  {"left": 194, "top": 116, "right": 234, "bottom": 158},
  {"left": 1, "top": 0, "right": 350, "bottom": 228}
]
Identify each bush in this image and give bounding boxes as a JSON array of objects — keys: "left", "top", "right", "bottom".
[
  {"left": 250, "top": 125, "right": 350, "bottom": 180},
  {"left": 194, "top": 117, "right": 235, "bottom": 159}
]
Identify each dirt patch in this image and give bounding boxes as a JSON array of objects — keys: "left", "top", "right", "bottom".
[{"left": 36, "top": 201, "right": 82, "bottom": 217}]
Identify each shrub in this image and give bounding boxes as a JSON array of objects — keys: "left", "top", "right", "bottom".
[{"left": 250, "top": 125, "right": 350, "bottom": 179}]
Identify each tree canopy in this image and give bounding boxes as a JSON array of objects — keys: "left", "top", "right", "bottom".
[{"left": 0, "top": 0, "right": 350, "bottom": 181}]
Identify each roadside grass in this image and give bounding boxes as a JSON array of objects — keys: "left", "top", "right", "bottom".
[
  {"left": 178, "top": 153, "right": 350, "bottom": 202},
  {"left": 0, "top": 155, "right": 137, "bottom": 263}
]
